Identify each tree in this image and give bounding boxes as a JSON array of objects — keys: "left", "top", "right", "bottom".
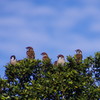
[
  {"left": 0, "top": 53, "right": 100, "bottom": 100},
  {"left": 93, "top": 52, "right": 100, "bottom": 86}
]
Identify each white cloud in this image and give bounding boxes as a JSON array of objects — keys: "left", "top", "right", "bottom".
[
  {"left": 1, "top": 1, "right": 55, "bottom": 16},
  {"left": 1, "top": 0, "right": 100, "bottom": 32},
  {"left": 90, "top": 23, "right": 100, "bottom": 32},
  {"left": 0, "top": 17, "right": 25, "bottom": 27}
]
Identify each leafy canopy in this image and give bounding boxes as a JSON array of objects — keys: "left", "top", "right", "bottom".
[{"left": 0, "top": 52, "right": 100, "bottom": 100}]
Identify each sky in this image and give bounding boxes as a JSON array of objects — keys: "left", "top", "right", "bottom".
[{"left": 0, "top": 0, "right": 100, "bottom": 78}]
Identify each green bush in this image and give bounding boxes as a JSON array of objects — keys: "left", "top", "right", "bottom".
[{"left": 0, "top": 52, "right": 100, "bottom": 100}]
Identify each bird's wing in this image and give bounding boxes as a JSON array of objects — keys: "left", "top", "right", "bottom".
[
  {"left": 75, "top": 54, "right": 82, "bottom": 59},
  {"left": 27, "top": 50, "right": 35, "bottom": 59}
]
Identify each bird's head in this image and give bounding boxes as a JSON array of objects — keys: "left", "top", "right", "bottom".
[
  {"left": 75, "top": 49, "right": 82, "bottom": 54},
  {"left": 57, "top": 54, "right": 64, "bottom": 59},
  {"left": 10, "top": 55, "right": 16, "bottom": 60},
  {"left": 26, "top": 46, "right": 33, "bottom": 50},
  {"left": 41, "top": 52, "right": 48, "bottom": 57},
  {"left": 54, "top": 61, "right": 57, "bottom": 65}
]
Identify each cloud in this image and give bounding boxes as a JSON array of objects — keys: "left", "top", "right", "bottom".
[
  {"left": 0, "top": 1, "right": 100, "bottom": 53},
  {"left": 1, "top": 0, "right": 100, "bottom": 33},
  {"left": 1, "top": 0, "right": 55, "bottom": 17},
  {"left": 0, "top": 17, "right": 25, "bottom": 27},
  {"left": 90, "top": 23, "right": 100, "bottom": 32}
]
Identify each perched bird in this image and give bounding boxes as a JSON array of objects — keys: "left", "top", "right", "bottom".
[
  {"left": 54, "top": 61, "right": 57, "bottom": 66},
  {"left": 75, "top": 49, "right": 83, "bottom": 64},
  {"left": 26, "top": 46, "right": 35, "bottom": 59},
  {"left": 57, "top": 54, "right": 65, "bottom": 66},
  {"left": 10, "top": 55, "right": 17, "bottom": 65},
  {"left": 41, "top": 52, "right": 51, "bottom": 62}
]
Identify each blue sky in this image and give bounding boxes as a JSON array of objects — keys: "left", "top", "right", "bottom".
[{"left": 0, "top": 0, "right": 100, "bottom": 78}]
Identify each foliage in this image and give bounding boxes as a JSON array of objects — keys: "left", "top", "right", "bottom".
[
  {"left": 0, "top": 53, "right": 100, "bottom": 100},
  {"left": 93, "top": 52, "right": 100, "bottom": 85}
]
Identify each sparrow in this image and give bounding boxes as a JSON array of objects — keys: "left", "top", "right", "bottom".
[
  {"left": 10, "top": 55, "right": 17, "bottom": 65},
  {"left": 75, "top": 49, "right": 83, "bottom": 64},
  {"left": 57, "top": 54, "right": 65, "bottom": 66},
  {"left": 26, "top": 46, "right": 35, "bottom": 59},
  {"left": 41, "top": 52, "right": 51, "bottom": 62},
  {"left": 54, "top": 61, "right": 57, "bottom": 66}
]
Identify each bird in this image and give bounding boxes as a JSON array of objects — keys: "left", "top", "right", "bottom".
[
  {"left": 75, "top": 49, "right": 83, "bottom": 64},
  {"left": 56, "top": 54, "right": 65, "bottom": 66},
  {"left": 54, "top": 61, "right": 57, "bottom": 66},
  {"left": 10, "top": 55, "right": 17, "bottom": 65},
  {"left": 41, "top": 52, "right": 51, "bottom": 62},
  {"left": 26, "top": 46, "right": 35, "bottom": 59}
]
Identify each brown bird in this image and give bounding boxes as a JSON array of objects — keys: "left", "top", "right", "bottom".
[
  {"left": 10, "top": 55, "right": 17, "bottom": 65},
  {"left": 75, "top": 49, "right": 83, "bottom": 64},
  {"left": 26, "top": 46, "right": 35, "bottom": 59},
  {"left": 57, "top": 54, "right": 65, "bottom": 66},
  {"left": 54, "top": 61, "right": 57, "bottom": 66},
  {"left": 41, "top": 52, "right": 51, "bottom": 62}
]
